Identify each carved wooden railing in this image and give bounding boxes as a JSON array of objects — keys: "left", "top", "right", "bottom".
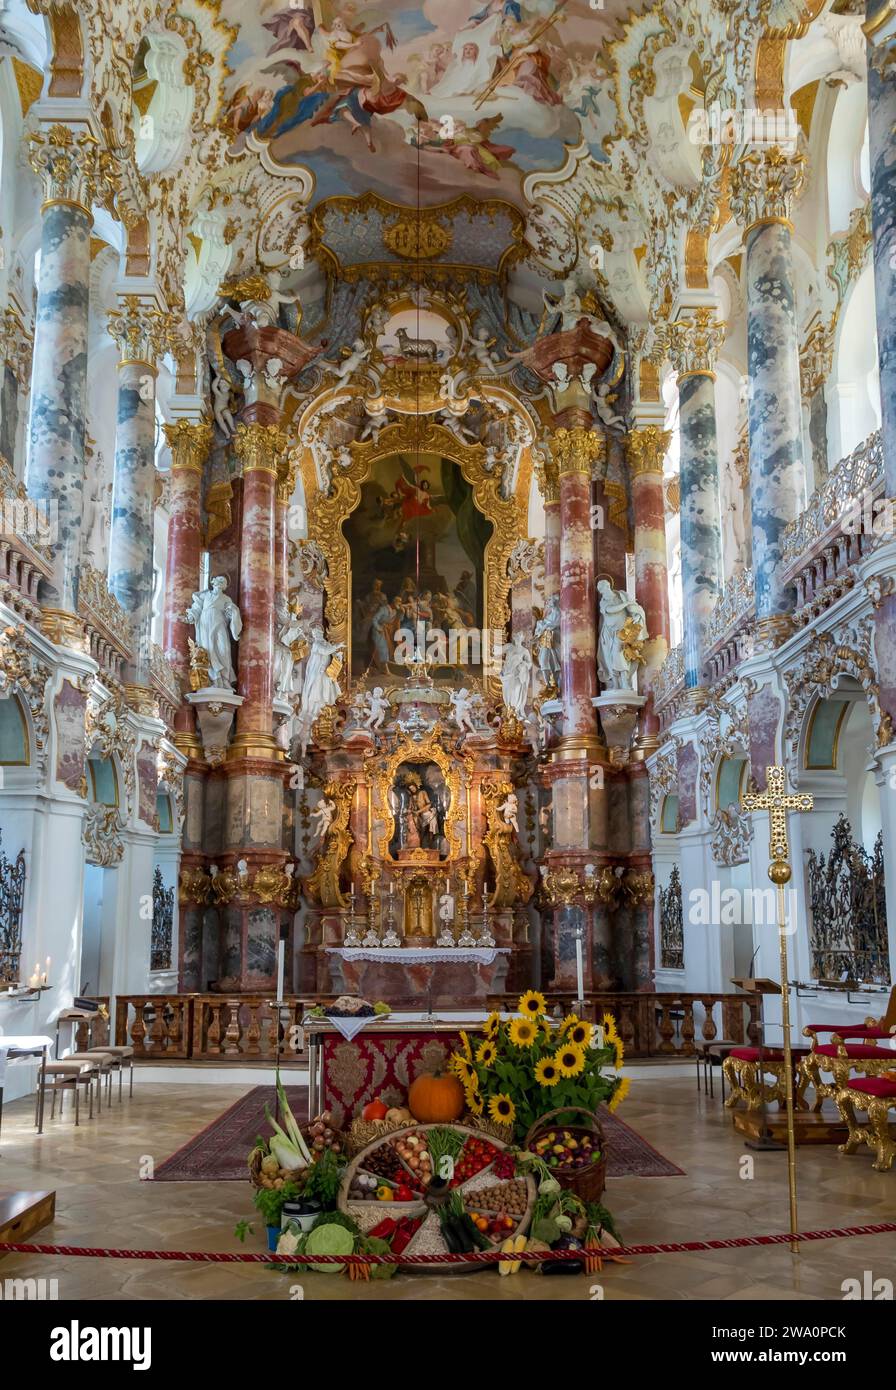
[
  {"left": 74, "top": 997, "right": 110, "bottom": 1049},
  {"left": 486, "top": 991, "right": 760, "bottom": 1057},
  {"left": 704, "top": 568, "right": 755, "bottom": 686},
  {"left": 78, "top": 564, "right": 133, "bottom": 685},
  {"left": 115, "top": 994, "right": 308, "bottom": 1061}
]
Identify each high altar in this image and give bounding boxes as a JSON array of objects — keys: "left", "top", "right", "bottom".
[{"left": 171, "top": 199, "right": 658, "bottom": 1010}]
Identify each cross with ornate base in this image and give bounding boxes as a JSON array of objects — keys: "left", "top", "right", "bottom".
[{"left": 741, "top": 765, "right": 814, "bottom": 1252}]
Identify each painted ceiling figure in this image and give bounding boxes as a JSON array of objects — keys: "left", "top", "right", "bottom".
[
  {"left": 256, "top": 18, "right": 426, "bottom": 154},
  {"left": 263, "top": 4, "right": 316, "bottom": 55}
]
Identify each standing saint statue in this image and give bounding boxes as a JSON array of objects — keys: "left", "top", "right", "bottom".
[
  {"left": 297, "top": 627, "right": 344, "bottom": 752},
  {"left": 533, "top": 592, "right": 561, "bottom": 692},
  {"left": 596, "top": 579, "right": 647, "bottom": 690},
  {"left": 184, "top": 576, "right": 242, "bottom": 688},
  {"left": 273, "top": 593, "right": 308, "bottom": 700},
  {"left": 500, "top": 631, "right": 534, "bottom": 718}
]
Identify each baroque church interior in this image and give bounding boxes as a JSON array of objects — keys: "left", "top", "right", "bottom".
[{"left": 0, "top": 0, "right": 895, "bottom": 1326}]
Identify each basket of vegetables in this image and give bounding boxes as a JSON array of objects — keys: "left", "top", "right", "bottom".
[{"left": 524, "top": 1106, "right": 606, "bottom": 1203}]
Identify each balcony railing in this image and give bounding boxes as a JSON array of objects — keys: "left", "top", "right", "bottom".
[
  {"left": 78, "top": 564, "right": 133, "bottom": 684},
  {"left": 781, "top": 432, "right": 883, "bottom": 614},
  {"left": 652, "top": 642, "right": 684, "bottom": 710}
]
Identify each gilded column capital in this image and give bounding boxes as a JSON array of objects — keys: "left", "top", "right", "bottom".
[
  {"left": 164, "top": 419, "right": 213, "bottom": 473},
  {"left": 730, "top": 145, "right": 807, "bottom": 235},
  {"left": 533, "top": 448, "right": 559, "bottom": 505},
  {"left": 551, "top": 426, "right": 605, "bottom": 477},
  {"left": 659, "top": 307, "right": 726, "bottom": 380},
  {"left": 107, "top": 295, "right": 175, "bottom": 370},
  {"left": 233, "top": 421, "right": 288, "bottom": 475},
  {"left": 625, "top": 425, "right": 671, "bottom": 477},
  {"left": 27, "top": 124, "right": 116, "bottom": 215}
]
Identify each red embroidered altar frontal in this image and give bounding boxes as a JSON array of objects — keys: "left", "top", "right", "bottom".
[{"left": 322, "top": 1026, "right": 485, "bottom": 1127}]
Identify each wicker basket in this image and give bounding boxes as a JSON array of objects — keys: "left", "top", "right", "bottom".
[{"left": 524, "top": 1106, "right": 606, "bottom": 1203}]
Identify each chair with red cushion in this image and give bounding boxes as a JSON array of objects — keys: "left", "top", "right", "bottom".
[
  {"left": 722, "top": 1046, "right": 810, "bottom": 1112},
  {"left": 835, "top": 1076, "right": 896, "bottom": 1172},
  {"left": 801, "top": 1035, "right": 896, "bottom": 1106}
]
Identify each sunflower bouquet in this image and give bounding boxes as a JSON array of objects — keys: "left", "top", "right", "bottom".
[{"left": 448, "top": 993, "right": 628, "bottom": 1142}]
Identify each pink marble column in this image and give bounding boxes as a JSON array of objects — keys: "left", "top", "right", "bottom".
[
  {"left": 553, "top": 425, "right": 603, "bottom": 743},
  {"left": 232, "top": 415, "right": 286, "bottom": 745},
  {"left": 626, "top": 425, "right": 672, "bottom": 678},
  {"left": 541, "top": 471, "right": 560, "bottom": 605},
  {"left": 163, "top": 420, "right": 212, "bottom": 739}
]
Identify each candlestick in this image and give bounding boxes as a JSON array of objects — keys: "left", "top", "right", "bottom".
[
  {"left": 276, "top": 938, "right": 285, "bottom": 1004},
  {"left": 574, "top": 925, "right": 585, "bottom": 1013}
]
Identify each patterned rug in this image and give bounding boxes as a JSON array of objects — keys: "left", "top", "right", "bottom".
[{"left": 151, "top": 1087, "right": 684, "bottom": 1182}]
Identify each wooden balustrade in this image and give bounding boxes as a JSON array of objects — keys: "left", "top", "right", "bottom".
[
  {"left": 114, "top": 994, "right": 309, "bottom": 1062},
  {"left": 486, "top": 991, "right": 760, "bottom": 1057},
  {"left": 74, "top": 997, "right": 110, "bottom": 1050},
  {"left": 114, "top": 991, "right": 756, "bottom": 1063}
]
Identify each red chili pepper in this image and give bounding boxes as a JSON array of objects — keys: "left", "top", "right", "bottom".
[{"left": 369, "top": 1218, "right": 398, "bottom": 1239}]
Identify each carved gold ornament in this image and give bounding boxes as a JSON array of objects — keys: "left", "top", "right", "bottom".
[
  {"left": 659, "top": 308, "right": 727, "bottom": 379},
  {"left": 303, "top": 781, "right": 355, "bottom": 908},
  {"left": 730, "top": 146, "right": 807, "bottom": 232},
  {"left": 482, "top": 780, "right": 532, "bottom": 909},
  {"left": 619, "top": 616, "right": 647, "bottom": 666},
  {"left": 382, "top": 216, "right": 453, "bottom": 260},
  {"left": 187, "top": 639, "right": 212, "bottom": 692},
  {"left": 625, "top": 426, "right": 671, "bottom": 477},
  {"left": 179, "top": 864, "right": 212, "bottom": 905},
  {"left": 551, "top": 427, "right": 605, "bottom": 477}
]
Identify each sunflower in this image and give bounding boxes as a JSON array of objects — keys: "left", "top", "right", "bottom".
[
  {"left": 488, "top": 1093, "right": 516, "bottom": 1126},
  {"left": 614, "top": 1037, "right": 625, "bottom": 1070},
  {"left": 534, "top": 1056, "right": 560, "bottom": 1088},
  {"left": 560, "top": 1013, "right": 580, "bottom": 1037},
  {"left": 508, "top": 1017, "right": 538, "bottom": 1049},
  {"left": 449, "top": 1052, "right": 476, "bottom": 1086},
  {"left": 555, "top": 1042, "right": 586, "bottom": 1077},
  {"left": 483, "top": 1011, "right": 502, "bottom": 1040},
  {"left": 465, "top": 1083, "right": 484, "bottom": 1116},
  {"left": 518, "top": 990, "right": 548, "bottom": 1019},
  {"left": 602, "top": 1011, "right": 620, "bottom": 1047},
  {"left": 459, "top": 1030, "right": 473, "bottom": 1061},
  {"left": 566, "top": 1019, "right": 594, "bottom": 1049},
  {"left": 607, "top": 1075, "right": 630, "bottom": 1113},
  {"left": 475, "top": 1039, "right": 497, "bottom": 1068}
]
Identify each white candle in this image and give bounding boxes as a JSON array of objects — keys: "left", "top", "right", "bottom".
[
  {"left": 575, "top": 935, "right": 585, "bottom": 1006},
  {"left": 276, "top": 938, "right": 285, "bottom": 1005}
]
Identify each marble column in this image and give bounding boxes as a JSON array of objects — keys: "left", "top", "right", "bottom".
[
  {"left": 535, "top": 453, "right": 560, "bottom": 604},
  {"left": 25, "top": 125, "right": 105, "bottom": 636},
  {"left": 865, "top": 5, "right": 896, "bottom": 495},
  {"left": 107, "top": 296, "right": 169, "bottom": 690},
  {"left": 625, "top": 424, "right": 672, "bottom": 676},
  {"left": 732, "top": 147, "right": 807, "bottom": 640},
  {"left": 552, "top": 426, "right": 604, "bottom": 743},
  {"left": 232, "top": 421, "right": 287, "bottom": 747},
  {"left": 665, "top": 308, "right": 725, "bottom": 692},
  {"left": 162, "top": 418, "right": 212, "bottom": 738}
]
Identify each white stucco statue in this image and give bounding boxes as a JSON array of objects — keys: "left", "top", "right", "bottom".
[
  {"left": 449, "top": 686, "right": 478, "bottom": 735},
  {"left": 185, "top": 576, "right": 242, "bottom": 688},
  {"left": 298, "top": 627, "right": 344, "bottom": 746},
  {"left": 311, "top": 796, "right": 336, "bottom": 843},
  {"left": 596, "top": 579, "right": 647, "bottom": 690},
  {"left": 326, "top": 337, "right": 370, "bottom": 382},
  {"left": 362, "top": 686, "right": 390, "bottom": 730},
  {"left": 498, "top": 791, "right": 519, "bottom": 835},
  {"left": 273, "top": 593, "right": 308, "bottom": 700},
  {"left": 211, "top": 370, "right": 235, "bottom": 438},
  {"left": 533, "top": 592, "right": 561, "bottom": 690},
  {"left": 500, "top": 632, "right": 533, "bottom": 718}
]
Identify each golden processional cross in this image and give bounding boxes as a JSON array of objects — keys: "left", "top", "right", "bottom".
[{"left": 741, "top": 765, "right": 813, "bottom": 1251}]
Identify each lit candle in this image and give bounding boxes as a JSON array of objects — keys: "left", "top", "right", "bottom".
[{"left": 29, "top": 964, "right": 40, "bottom": 988}]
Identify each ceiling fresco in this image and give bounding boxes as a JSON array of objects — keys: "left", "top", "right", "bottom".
[{"left": 220, "top": 0, "right": 629, "bottom": 206}]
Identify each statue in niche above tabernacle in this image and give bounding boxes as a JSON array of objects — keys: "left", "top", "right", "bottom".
[
  {"left": 296, "top": 626, "right": 344, "bottom": 754},
  {"left": 184, "top": 576, "right": 242, "bottom": 688},
  {"left": 596, "top": 579, "right": 647, "bottom": 691}
]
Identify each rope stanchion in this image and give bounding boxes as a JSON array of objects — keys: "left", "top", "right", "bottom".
[{"left": 1, "top": 1220, "right": 895, "bottom": 1267}]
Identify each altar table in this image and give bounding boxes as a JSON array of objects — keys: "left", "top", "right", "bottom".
[{"left": 303, "top": 1014, "right": 487, "bottom": 1126}]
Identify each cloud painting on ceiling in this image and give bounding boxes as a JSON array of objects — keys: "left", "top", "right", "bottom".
[{"left": 221, "top": 0, "right": 617, "bottom": 205}]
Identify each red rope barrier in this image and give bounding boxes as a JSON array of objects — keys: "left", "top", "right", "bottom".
[{"left": 1, "top": 1221, "right": 895, "bottom": 1266}]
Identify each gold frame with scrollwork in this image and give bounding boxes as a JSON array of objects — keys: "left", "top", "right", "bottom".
[
  {"left": 368, "top": 725, "right": 473, "bottom": 865},
  {"left": 289, "top": 402, "right": 530, "bottom": 699}
]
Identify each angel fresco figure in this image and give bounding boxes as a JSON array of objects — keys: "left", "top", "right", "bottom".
[
  {"left": 184, "top": 577, "right": 242, "bottom": 689},
  {"left": 257, "top": 17, "right": 427, "bottom": 155}
]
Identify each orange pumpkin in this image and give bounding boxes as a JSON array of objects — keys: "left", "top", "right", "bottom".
[{"left": 407, "top": 1070, "right": 464, "bottom": 1123}]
